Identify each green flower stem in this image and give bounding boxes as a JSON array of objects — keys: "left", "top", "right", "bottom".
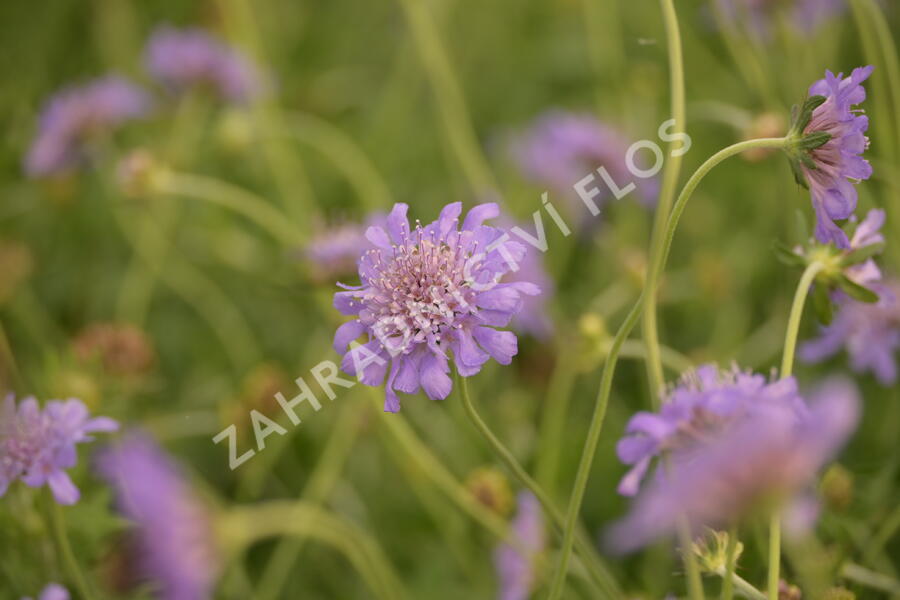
[
  {"left": 548, "top": 136, "right": 788, "bottom": 600},
  {"left": 534, "top": 346, "right": 579, "bottom": 496},
  {"left": 841, "top": 562, "right": 900, "bottom": 595},
  {"left": 677, "top": 514, "right": 706, "bottom": 600},
  {"left": 255, "top": 401, "right": 364, "bottom": 600},
  {"left": 456, "top": 375, "right": 620, "bottom": 598},
  {"left": 49, "top": 497, "right": 95, "bottom": 600},
  {"left": 721, "top": 573, "right": 766, "bottom": 600},
  {"left": 862, "top": 502, "right": 900, "bottom": 566},
  {"left": 284, "top": 112, "right": 393, "bottom": 211},
  {"left": 0, "top": 319, "right": 23, "bottom": 389},
  {"left": 395, "top": 0, "right": 499, "bottom": 195},
  {"left": 220, "top": 501, "right": 407, "bottom": 600},
  {"left": 644, "top": 0, "right": 687, "bottom": 407},
  {"left": 722, "top": 526, "right": 739, "bottom": 600},
  {"left": 767, "top": 260, "right": 824, "bottom": 600},
  {"left": 157, "top": 172, "right": 305, "bottom": 246}
]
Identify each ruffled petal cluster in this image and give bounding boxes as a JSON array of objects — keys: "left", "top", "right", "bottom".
[
  {"left": 145, "top": 26, "right": 264, "bottom": 103},
  {"left": 96, "top": 433, "right": 219, "bottom": 600},
  {"left": 0, "top": 395, "right": 118, "bottom": 504},
  {"left": 25, "top": 77, "right": 150, "bottom": 177},
  {"left": 333, "top": 202, "right": 540, "bottom": 412},
  {"left": 801, "top": 66, "right": 873, "bottom": 248}
]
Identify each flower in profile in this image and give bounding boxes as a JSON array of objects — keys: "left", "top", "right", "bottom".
[
  {"left": 333, "top": 202, "right": 540, "bottom": 412},
  {"left": 0, "top": 395, "right": 118, "bottom": 504},
  {"left": 145, "top": 26, "right": 264, "bottom": 104},
  {"left": 96, "top": 433, "right": 219, "bottom": 600},
  {"left": 511, "top": 111, "right": 658, "bottom": 227},
  {"left": 606, "top": 378, "right": 859, "bottom": 553},
  {"left": 25, "top": 77, "right": 150, "bottom": 177},
  {"left": 615, "top": 364, "right": 805, "bottom": 497},
  {"left": 72, "top": 322, "right": 156, "bottom": 377},
  {"left": 494, "top": 491, "right": 545, "bottom": 600},
  {"left": 801, "top": 280, "right": 900, "bottom": 385},
  {"left": 21, "top": 583, "right": 69, "bottom": 600},
  {"left": 787, "top": 66, "right": 873, "bottom": 249}
]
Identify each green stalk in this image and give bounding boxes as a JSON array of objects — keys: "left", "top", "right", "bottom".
[
  {"left": 722, "top": 527, "right": 738, "bottom": 600},
  {"left": 456, "top": 376, "right": 620, "bottom": 598},
  {"left": 644, "top": 0, "right": 687, "bottom": 406},
  {"left": 394, "top": 0, "right": 498, "bottom": 194},
  {"left": 49, "top": 498, "right": 95, "bottom": 600},
  {"left": 548, "top": 136, "right": 788, "bottom": 599}
]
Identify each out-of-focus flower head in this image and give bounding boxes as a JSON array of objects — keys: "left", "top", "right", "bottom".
[
  {"left": 466, "top": 467, "right": 513, "bottom": 516},
  {"left": 25, "top": 77, "right": 150, "bottom": 178},
  {"left": 20, "top": 583, "right": 69, "bottom": 600},
  {"left": 302, "top": 214, "right": 386, "bottom": 284},
  {"left": 96, "top": 433, "right": 219, "bottom": 600},
  {"left": 716, "top": 0, "right": 846, "bottom": 37},
  {"left": 72, "top": 322, "right": 156, "bottom": 377},
  {"left": 145, "top": 26, "right": 264, "bottom": 104},
  {"left": 615, "top": 364, "right": 806, "bottom": 497},
  {"left": 0, "top": 395, "right": 118, "bottom": 504},
  {"left": 333, "top": 202, "right": 540, "bottom": 412},
  {"left": 606, "top": 378, "right": 859, "bottom": 553},
  {"left": 801, "top": 279, "right": 900, "bottom": 385},
  {"left": 493, "top": 491, "right": 545, "bottom": 600},
  {"left": 511, "top": 111, "right": 658, "bottom": 227},
  {"left": 496, "top": 218, "right": 554, "bottom": 339},
  {"left": 786, "top": 66, "right": 873, "bottom": 249}
]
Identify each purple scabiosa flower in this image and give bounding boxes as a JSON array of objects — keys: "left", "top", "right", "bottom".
[
  {"left": 96, "top": 433, "right": 218, "bottom": 600},
  {"left": 511, "top": 111, "right": 658, "bottom": 227},
  {"left": 21, "top": 584, "right": 69, "bottom": 600},
  {"left": 0, "top": 395, "right": 117, "bottom": 504},
  {"left": 801, "top": 280, "right": 900, "bottom": 385},
  {"left": 25, "top": 77, "right": 150, "bottom": 177},
  {"left": 789, "top": 66, "right": 873, "bottom": 249},
  {"left": 615, "top": 364, "right": 805, "bottom": 497},
  {"left": 494, "top": 491, "right": 545, "bottom": 600},
  {"left": 145, "top": 26, "right": 264, "bottom": 104},
  {"left": 333, "top": 202, "right": 540, "bottom": 412},
  {"left": 606, "top": 378, "right": 859, "bottom": 553}
]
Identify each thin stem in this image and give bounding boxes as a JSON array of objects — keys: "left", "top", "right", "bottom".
[
  {"left": 678, "top": 517, "right": 706, "bottom": 600},
  {"left": 49, "top": 498, "right": 94, "bottom": 600},
  {"left": 158, "top": 172, "right": 304, "bottom": 246},
  {"left": 644, "top": 0, "right": 687, "bottom": 406},
  {"left": 456, "top": 375, "right": 620, "bottom": 598},
  {"left": 394, "top": 0, "right": 498, "bottom": 195},
  {"left": 730, "top": 574, "right": 767, "bottom": 600},
  {"left": 841, "top": 562, "right": 900, "bottom": 595},
  {"left": 548, "top": 136, "right": 788, "bottom": 599},
  {"left": 722, "top": 526, "right": 738, "bottom": 600}
]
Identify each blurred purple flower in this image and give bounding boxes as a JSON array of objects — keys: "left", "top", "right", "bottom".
[
  {"left": 511, "top": 111, "right": 658, "bottom": 227},
  {"left": 0, "top": 395, "right": 117, "bottom": 505},
  {"left": 494, "top": 491, "right": 545, "bottom": 600},
  {"left": 716, "top": 0, "right": 846, "bottom": 36},
  {"left": 96, "top": 433, "right": 219, "bottom": 600},
  {"left": 844, "top": 208, "right": 885, "bottom": 286},
  {"left": 25, "top": 77, "right": 150, "bottom": 177},
  {"left": 21, "top": 584, "right": 69, "bottom": 600},
  {"left": 333, "top": 202, "right": 540, "bottom": 412},
  {"left": 801, "top": 280, "right": 900, "bottom": 385},
  {"left": 145, "top": 26, "right": 264, "bottom": 103},
  {"left": 606, "top": 378, "right": 859, "bottom": 553},
  {"left": 801, "top": 66, "right": 873, "bottom": 248},
  {"left": 497, "top": 218, "right": 554, "bottom": 339},
  {"left": 615, "top": 364, "right": 805, "bottom": 497},
  {"left": 302, "top": 214, "right": 386, "bottom": 283}
]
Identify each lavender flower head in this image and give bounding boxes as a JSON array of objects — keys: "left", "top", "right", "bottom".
[
  {"left": 802, "top": 280, "right": 900, "bottom": 384},
  {"left": 25, "top": 77, "right": 150, "bottom": 177},
  {"left": 21, "top": 584, "right": 69, "bottom": 600},
  {"left": 512, "top": 111, "right": 658, "bottom": 226},
  {"left": 794, "top": 66, "right": 873, "bottom": 248},
  {"left": 607, "top": 378, "right": 860, "bottom": 553},
  {"left": 494, "top": 491, "right": 545, "bottom": 600},
  {"left": 145, "top": 26, "right": 264, "bottom": 103},
  {"left": 0, "top": 395, "right": 117, "bottom": 504},
  {"left": 96, "top": 433, "right": 218, "bottom": 600},
  {"left": 333, "top": 202, "right": 540, "bottom": 412},
  {"left": 615, "top": 364, "right": 806, "bottom": 497}
]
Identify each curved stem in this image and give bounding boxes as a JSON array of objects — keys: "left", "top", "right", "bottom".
[
  {"left": 644, "top": 0, "right": 687, "bottom": 406},
  {"left": 158, "top": 172, "right": 304, "bottom": 246},
  {"left": 456, "top": 376, "right": 620, "bottom": 598},
  {"left": 49, "top": 498, "right": 95, "bottom": 600},
  {"left": 548, "top": 136, "right": 788, "bottom": 599},
  {"left": 767, "top": 260, "right": 823, "bottom": 599}
]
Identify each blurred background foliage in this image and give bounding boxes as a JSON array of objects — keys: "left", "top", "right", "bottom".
[{"left": 0, "top": 0, "right": 898, "bottom": 598}]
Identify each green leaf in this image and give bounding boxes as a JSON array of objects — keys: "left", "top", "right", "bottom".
[
  {"left": 836, "top": 275, "right": 880, "bottom": 303},
  {"left": 797, "top": 131, "right": 831, "bottom": 150},
  {"left": 840, "top": 241, "right": 885, "bottom": 266}
]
